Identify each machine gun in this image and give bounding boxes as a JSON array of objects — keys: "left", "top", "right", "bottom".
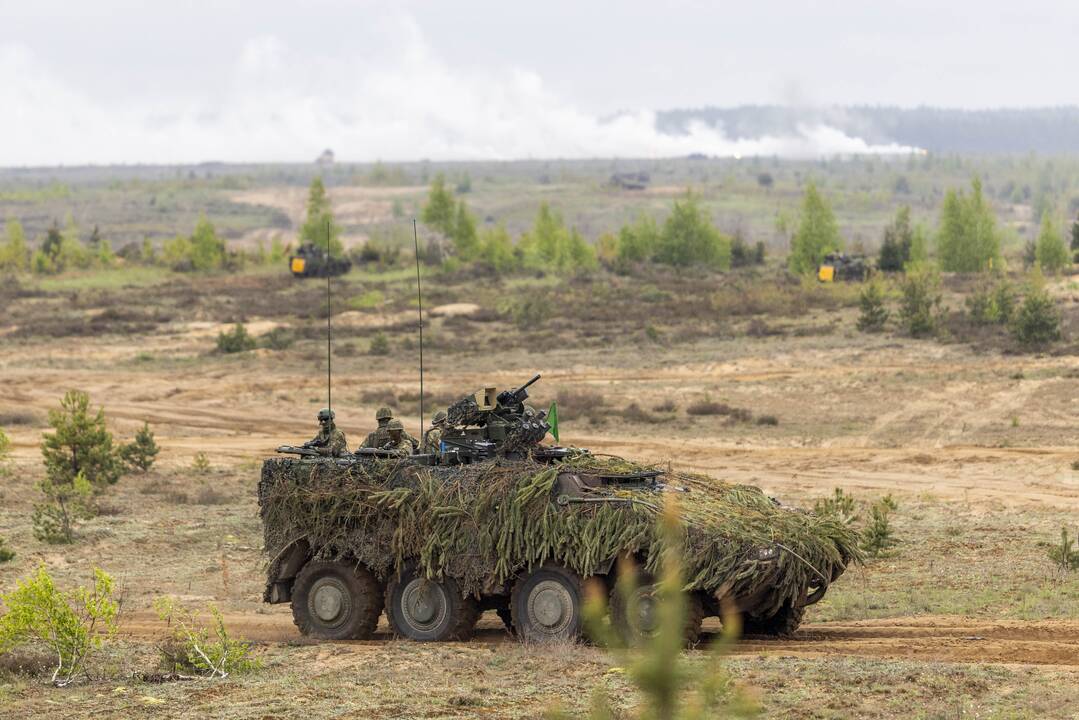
[
  {"left": 440, "top": 375, "right": 551, "bottom": 463},
  {"left": 276, "top": 445, "right": 322, "bottom": 457}
]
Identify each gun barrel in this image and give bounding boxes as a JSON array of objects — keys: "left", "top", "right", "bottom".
[{"left": 517, "top": 374, "right": 541, "bottom": 392}]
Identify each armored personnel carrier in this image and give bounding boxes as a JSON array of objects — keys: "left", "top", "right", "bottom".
[
  {"left": 259, "top": 376, "right": 858, "bottom": 644},
  {"left": 289, "top": 242, "right": 352, "bottom": 278},
  {"left": 817, "top": 252, "right": 870, "bottom": 282}
]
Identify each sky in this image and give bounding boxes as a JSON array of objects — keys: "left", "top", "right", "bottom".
[{"left": 2, "top": 0, "right": 1076, "bottom": 166}]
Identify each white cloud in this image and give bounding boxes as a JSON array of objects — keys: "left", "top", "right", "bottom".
[{"left": 0, "top": 16, "right": 917, "bottom": 166}]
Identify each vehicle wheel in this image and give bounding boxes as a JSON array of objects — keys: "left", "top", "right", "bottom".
[
  {"left": 741, "top": 601, "right": 805, "bottom": 638},
  {"left": 511, "top": 565, "right": 583, "bottom": 644},
  {"left": 386, "top": 568, "right": 479, "bottom": 641},
  {"left": 609, "top": 580, "right": 705, "bottom": 646},
  {"left": 291, "top": 560, "right": 383, "bottom": 640}
]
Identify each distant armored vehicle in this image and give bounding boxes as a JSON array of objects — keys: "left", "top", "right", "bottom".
[
  {"left": 289, "top": 242, "right": 351, "bottom": 278},
  {"left": 817, "top": 252, "right": 869, "bottom": 282},
  {"left": 609, "top": 172, "right": 650, "bottom": 190},
  {"left": 259, "top": 376, "right": 858, "bottom": 644}
]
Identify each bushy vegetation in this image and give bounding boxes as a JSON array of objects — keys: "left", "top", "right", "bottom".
[
  {"left": 0, "top": 536, "right": 14, "bottom": 563},
  {"left": 0, "top": 566, "right": 119, "bottom": 686},
  {"left": 789, "top": 181, "right": 841, "bottom": 275},
  {"left": 299, "top": 177, "right": 343, "bottom": 257},
  {"left": 42, "top": 390, "right": 121, "bottom": 489},
  {"left": 898, "top": 264, "right": 942, "bottom": 337},
  {"left": 965, "top": 278, "right": 1016, "bottom": 325},
  {"left": 154, "top": 598, "right": 259, "bottom": 678},
  {"left": 861, "top": 496, "right": 899, "bottom": 557},
  {"left": 119, "top": 422, "right": 159, "bottom": 472},
  {"left": 1011, "top": 280, "right": 1061, "bottom": 348},
  {"left": 519, "top": 203, "right": 597, "bottom": 273},
  {"left": 162, "top": 215, "right": 228, "bottom": 272},
  {"left": 878, "top": 205, "right": 913, "bottom": 272},
  {"left": 216, "top": 322, "right": 257, "bottom": 353},
  {"left": 1034, "top": 211, "right": 1071, "bottom": 274},
  {"left": 937, "top": 178, "right": 1001, "bottom": 273},
  {"left": 856, "top": 280, "right": 889, "bottom": 332},
  {"left": 1047, "top": 527, "right": 1079, "bottom": 573}
]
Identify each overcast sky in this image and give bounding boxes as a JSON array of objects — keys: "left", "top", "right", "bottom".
[{"left": 2, "top": 0, "right": 1076, "bottom": 165}]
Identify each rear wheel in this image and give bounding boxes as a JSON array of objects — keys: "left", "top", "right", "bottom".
[
  {"left": 609, "top": 580, "right": 705, "bottom": 646},
  {"left": 741, "top": 601, "right": 805, "bottom": 638},
  {"left": 291, "top": 560, "right": 383, "bottom": 640},
  {"left": 511, "top": 565, "right": 583, "bottom": 644},
  {"left": 386, "top": 568, "right": 479, "bottom": 641}
]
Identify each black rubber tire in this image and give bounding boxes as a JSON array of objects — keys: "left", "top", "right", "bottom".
[
  {"left": 291, "top": 560, "right": 383, "bottom": 640},
  {"left": 741, "top": 601, "right": 805, "bottom": 638},
  {"left": 510, "top": 565, "right": 583, "bottom": 644},
  {"left": 385, "top": 568, "right": 479, "bottom": 641},
  {"left": 609, "top": 581, "right": 705, "bottom": 647}
]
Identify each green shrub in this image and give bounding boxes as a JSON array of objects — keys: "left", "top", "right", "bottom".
[
  {"left": 616, "top": 212, "right": 660, "bottom": 265},
  {"left": 119, "top": 422, "right": 159, "bottom": 473},
  {"left": 33, "top": 472, "right": 95, "bottom": 544},
  {"left": 789, "top": 181, "right": 841, "bottom": 275},
  {"left": 0, "top": 536, "right": 14, "bottom": 563},
  {"left": 1048, "top": 527, "right": 1079, "bottom": 572},
  {"left": 369, "top": 332, "right": 391, "bottom": 356},
  {"left": 898, "top": 265, "right": 942, "bottom": 337},
  {"left": 299, "top": 178, "right": 343, "bottom": 257},
  {"left": 192, "top": 452, "right": 211, "bottom": 475},
  {"left": 1035, "top": 211, "right": 1071, "bottom": 274},
  {"left": 814, "top": 487, "right": 858, "bottom": 525},
  {"left": 654, "top": 193, "right": 731, "bottom": 270},
  {"left": 477, "top": 225, "right": 519, "bottom": 274},
  {"left": 0, "top": 218, "right": 29, "bottom": 273},
  {"left": 421, "top": 174, "right": 456, "bottom": 237},
  {"left": 519, "top": 203, "right": 597, "bottom": 274},
  {"left": 0, "top": 566, "right": 119, "bottom": 686},
  {"left": 878, "top": 206, "right": 913, "bottom": 272},
  {"left": 216, "top": 323, "right": 256, "bottom": 353},
  {"left": 1011, "top": 284, "right": 1061, "bottom": 348},
  {"left": 42, "top": 390, "right": 120, "bottom": 488},
  {"left": 937, "top": 178, "right": 1001, "bottom": 273},
  {"left": 860, "top": 500, "right": 898, "bottom": 557},
  {"left": 260, "top": 327, "right": 295, "bottom": 351},
  {"left": 856, "top": 280, "right": 889, "bottom": 332},
  {"left": 154, "top": 598, "right": 259, "bottom": 678}
]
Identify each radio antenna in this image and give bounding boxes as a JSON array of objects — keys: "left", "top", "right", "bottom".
[
  {"left": 413, "top": 218, "right": 424, "bottom": 438},
  {"left": 325, "top": 216, "right": 332, "bottom": 418}
]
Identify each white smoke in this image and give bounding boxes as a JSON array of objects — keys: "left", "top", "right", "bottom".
[{"left": 0, "top": 18, "right": 917, "bottom": 166}]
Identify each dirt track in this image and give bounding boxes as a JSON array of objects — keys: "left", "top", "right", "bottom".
[{"left": 117, "top": 610, "right": 1079, "bottom": 669}]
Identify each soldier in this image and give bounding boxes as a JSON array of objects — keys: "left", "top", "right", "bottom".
[
  {"left": 362, "top": 406, "right": 395, "bottom": 449},
  {"left": 422, "top": 410, "right": 448, "bottom": 454},
  {"left": 381, "top": 419, "right": 413, "bottom": 457},
  {"left": 303, "top": 408, "right": 348, "bottom": 457}
]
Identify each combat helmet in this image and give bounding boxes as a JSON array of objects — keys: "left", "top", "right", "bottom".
[
  {"left": 386, "top": 419, "right": 404, "bottom": 431},
  {"left": 376, "top": 407, "right": 394, "bottom": 422},
  {"left": 432, "top": 410, "right": 448, "bottom": 425},
  {"left": 317, "top": 408, "right": 335, "bottom": 422}
]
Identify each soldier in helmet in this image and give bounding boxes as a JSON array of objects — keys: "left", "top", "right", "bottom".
[
  {"left": 422, "top": 410, "right": 448, "bottom": 454},
  {"left": 381, "top": 419, "right": 413, "bottom": 457},
  {"left": 302, "top": 408, "right": 348, "bottom": 457},
  {"left": 362, "top": 406, "right": 395, "bottom": 449}
]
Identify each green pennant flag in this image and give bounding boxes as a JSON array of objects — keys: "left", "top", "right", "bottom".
[{"left": 547, "top": 401, "right": 559, "bottom": 443}]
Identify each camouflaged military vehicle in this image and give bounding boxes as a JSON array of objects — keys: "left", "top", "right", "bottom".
[
  {"left": 259, "top": 376, "right": 858, "bottom": 644},
  {"left": 289, "top": 242, "right": 352, "bottom": 278}
]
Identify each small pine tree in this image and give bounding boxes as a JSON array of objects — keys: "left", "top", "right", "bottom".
[
  {"left": 856, "top": 280, "right": 890, "bottom": 332},
  {"left": 1048, "top": 527, "right": 1079, "bottom": 572},
  {"left": 421, "top": 174, "right": 456, "bottom": 237},
  {"left": 216, "top": 323, "right": 256, "bottom": 353},
  {"left": 189, "top": 215, "right": 226, "bottom": 271},
  {"left": 119, "top": 422, "right": 159, "bottom": 472},
  {"left": 0, "top": 218, "right": 29, "bottom": 272},
  {"left": 0, "top": 535, "right": 14, "bottom": 562},
  {"left": 861, "top": 500, "right": 898, "bottom": 557},
  {"left": 937, "top": 178, "right": 1000, "bottom": 273},
  {"left": 789, "top": 181, "right": 841, "bottom": 275},
  {"left": 616, "top": 212, "right": 659, "bottom": 265},
  {"left": 878, "top": 206, "right": 913, "bottom": 272},
  {"left": 451, "top": 199, "right": 480, "bottom": 260},
  {"left": 1035, "top": 211, "right": 1071, "bottom": 274},
  {"left": 898, "top": 265, "right": 942, "bottom": 337},
  {"left": 33, "top": 472, "right": 95, "bottom": 544},
  {"left": 1012, "top": 282, "right": 1061, "bottom": 348},
  {"left": 654, "top": 193, "right": 731, "bottom": 269},
  {"left": 813, "top": 487, "right": 858, "bottom": 525},
  {"left": 42, "top": 390, "right": 120, "bottom": 488},
  {"left": 299, "top": 178, "right": 343, "bottom": 257},
  {"left": 478, "top": 225, "right": 518, "bottom": 273},
  {"left": 369, "top": 332, "right": 391, "bottom": 356},
  {"left": 192, "top": 452, "right": 211, "bottom": 475}
]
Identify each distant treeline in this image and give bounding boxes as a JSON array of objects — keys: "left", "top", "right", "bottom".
[{"left": 656, "top": 106, "right": 1079, "bottom": 155}]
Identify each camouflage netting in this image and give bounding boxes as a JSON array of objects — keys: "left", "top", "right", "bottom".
[{"left": 259, "top": 453, "right": 860, "bottom": 615}]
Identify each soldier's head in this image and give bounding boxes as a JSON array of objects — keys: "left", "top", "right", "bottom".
[
  {"left": 317, "top": 408, "right": 335, "bottom": 426},
  {"left": 386, "top": 418, "right": 404, "bottom": 440},
  {"left": 432, "top": 410, "right": 447, "bottom": 427},
  {"left": 376, "top": 407, "right": 394, "bottom": 427}
]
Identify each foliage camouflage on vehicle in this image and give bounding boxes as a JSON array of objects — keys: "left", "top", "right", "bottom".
[{"left": 258, "top": 451, "right": 860, "bottom": 619}]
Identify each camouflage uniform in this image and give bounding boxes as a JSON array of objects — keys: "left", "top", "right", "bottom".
[
  {"left": 422, "top": 410, "right": 448, "bottom": 454},
  {"left": 362, "top": 407, "right": 394, "bottom": 449},
  {"left": 305, "top": 408, "right": 348, "bottom": 457},
  {"left": 381, "top": 419, "right": 413, "bottom": 458}
]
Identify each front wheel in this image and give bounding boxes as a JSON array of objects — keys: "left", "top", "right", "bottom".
[
  {"left": 386, "top": 568, "right": 479, "bottom": 641},
  {"left": 511, "top": 565, "right": 583, "bottom": 644},
  {"left": 610, "top": 580, "right": 705, "bottom": 646},
  {"left": 291, "top": 560, "right": 383, "bottom": 640}
]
